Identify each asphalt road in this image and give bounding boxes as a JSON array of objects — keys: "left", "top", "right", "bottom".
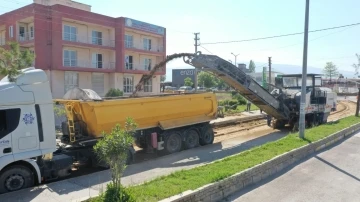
[
  {"left": 223, "top": 132, "right": 360, "bottom": 202},
  {"left": 0, "top": 125, "right": 288, "bottom": 202}
]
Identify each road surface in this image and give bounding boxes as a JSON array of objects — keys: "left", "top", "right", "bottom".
[
  {"left": 223, "top": 132, "right": 360, "bottom": 202},
  {"left": 0, "top": 123, "right": 288, "bottom": 202}
]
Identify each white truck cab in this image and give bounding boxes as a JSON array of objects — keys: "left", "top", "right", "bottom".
[{"left": 0, "top": 68, "right": 72, "bottom": 194}]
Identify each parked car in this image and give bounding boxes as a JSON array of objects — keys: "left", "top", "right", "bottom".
[
  {"left": 210, "top": 87, "right": 218, "bottom": 92},
  {"left": 197, "top": 87, "right": 207, "bottom": 92},
  {"left": 178, "top": 86, "right": 193, "bottom": 93},
  {"left": 164, "top": 86, "right": 177, "bottom": 93}
]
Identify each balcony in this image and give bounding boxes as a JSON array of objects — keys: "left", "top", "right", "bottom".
[
  {"left": 124, "top": 63, "right": 165, "bottom": 72},
  {"left": 124, "top": 41, "right": 164, "bottom": 53},
  {"left": 63, "top": 60, "right": 116, "bottom": 70},
  {"left": 62, "top": 33, "right": 115, "bottom": 48},
  {"left": 18, "top": 32, "right": 34, "bottom": 43}
]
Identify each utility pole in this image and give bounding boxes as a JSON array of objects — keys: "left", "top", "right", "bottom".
[
  {"left": 231, "top": 52, "right": 240, "bottom": 66},
  {"left": 194, "top": 32, "right": 200, "bottom": 92},
  {"left": 356, "top": 88, "right": 360, "bottom": 117},
  {"left": 299, "top": 0, "right": 310, "bottom": 139},
  {"left": 268, "top": 57, "right": 272, "bottom": 92}
]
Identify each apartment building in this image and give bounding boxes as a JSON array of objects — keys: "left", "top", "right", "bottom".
[{"left": 0, "top": 0, "right": 166, "bottom": 98}]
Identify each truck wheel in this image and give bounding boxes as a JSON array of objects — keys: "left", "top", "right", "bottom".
[
  {"left": 200, "top": 126, "right": 214, "bottom": 146},
  {"left": 0, "top": 165, "right": 34, "bottom": 194},
  {"left": 164, "top": 132, "right": 182, "bottom": 154},
  {"left": 184, "top": 129, "right": 199, "bottom": 149}
]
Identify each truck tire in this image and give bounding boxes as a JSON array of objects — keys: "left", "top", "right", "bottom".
[
  {"left": 200, "top": 125, "right": 214, "bottom": 146},
  {"left": 0, "top": 165, "right": 34, "bottom": 194},
  {"left": 164, "top": 132, "right": 182, "bottom": 154},
  {"left": 184, "top": 128, "right": 199, "bottom": 149}
]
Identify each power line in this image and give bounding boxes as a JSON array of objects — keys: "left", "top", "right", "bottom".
[
  {"left": 199, "top": 45, "right": 213, "bottom": 54},
  {"left": 201, "top": 22, "right": 360, "bottom": 45},
  {"left": 239, "top": 26, "right": 354, "bottom": 53}
]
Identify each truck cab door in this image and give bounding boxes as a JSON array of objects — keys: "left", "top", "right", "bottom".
[
  {"left": 0, "top": 108, "right": 21, "bottom": 169},
  {"left": 11, "top": 105, "right": 42, "bottom": 161}
]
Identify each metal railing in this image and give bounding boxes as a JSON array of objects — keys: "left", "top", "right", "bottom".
[
  {"left": 124, "top": 63, "right": 164, "bottom": 71},
  {"left": 63, "top": 60, "right": 116, "bottom": 69},
  {"left": 62, "top": 33, "right": 115, "bottom": 47},
  {"left": 124, "top": 41, "right": 164, "bottom": 52},
  {"left": 18, "top": 32, "right": 34, "bottom": 42}
]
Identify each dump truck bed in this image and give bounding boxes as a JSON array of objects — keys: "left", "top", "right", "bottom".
[{"left": 55, "top": 92, "right": 218, "bottom": 138}]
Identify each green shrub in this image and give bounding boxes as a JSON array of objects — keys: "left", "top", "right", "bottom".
[
  {"left": 218, "top": 99, "right": 238, "bottom": 110},
  {"left": 90, "top": 183, "right": 135, "bottom": 202},
  {"left": 105, "top": 88, "right": 123, "bottom": 97},
  {"left": 233, "top": 94, "right": 247, "bottom": 105}
]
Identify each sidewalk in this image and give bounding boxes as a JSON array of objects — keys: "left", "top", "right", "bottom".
[{"left": 0, "top": 110, "right": 270, "bottom": 202}]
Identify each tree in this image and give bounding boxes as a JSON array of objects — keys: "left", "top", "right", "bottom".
[
  {"left": 93, "top": 118, "right": 137, "bottom": 202},
  {"left": 0, "top": 41, "right": 35, "bottom": 82},
  {"left": 353, "top": 53, "right": 360, "bottom": 76},
  {"left": 215, "top": 77, "right": 228, "bottom": 89},
  {"left": 198, "top": 71, "right": 216, "bottom": 88},
  {"left": 338, "top": 74, "right": 344, "bottom": 78},
  {"left": 161, "top": 75, "right": 166, "bottom": 82},
  {"left": 323, "top": 62, "right": 339, "bottom": 81},
  {"left": 105, "top": 88, "right": 124, "bottom": 97},
  {"left": 248, "top": 60, "right": 256, "bottom": 73},
  {"left": 184, "top": 77, "right": 193, "bottom": 87}
]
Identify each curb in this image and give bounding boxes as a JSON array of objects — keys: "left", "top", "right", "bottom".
[{"left": 159, "top": 122, "right": 360, "bottom": 202}]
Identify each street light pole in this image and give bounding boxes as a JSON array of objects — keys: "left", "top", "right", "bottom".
[
  {"left": 231, "top": 52, "right": 240, "bottom": 66},
  {"left": 299, "top": 0, "right": 310, "bottom": 138}
]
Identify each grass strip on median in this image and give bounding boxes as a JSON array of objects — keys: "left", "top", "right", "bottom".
[{"left": 91, "top": 116, "right": 360, "bottom": 202}]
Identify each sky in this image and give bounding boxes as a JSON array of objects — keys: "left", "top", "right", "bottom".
[{"left": 1, "top": 0, "right": 359, "bottom": 81}]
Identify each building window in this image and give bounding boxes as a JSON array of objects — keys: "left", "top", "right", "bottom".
[
  {"left": 63, "top": 25, "right": 77, "bottom": 42},
  {"left": 123, "top": 76, "right": 133, "bottom": 93},
  {"left": 0, "top": 108, "right": 21, "bottom": 140},
  {"left": 144, "top": 58, "right": 152, "bottom": 71},
  {"left": 92, "top": 31, "right": 102, "bottom": 45},
  {"left": 92, "top": 53, "right": 103, "bottom": 68},
  {"left": 9, "top": 26, "right": 13, "bottom": 38},
  {"left": 64, "top": 71, "right": 79, "bottom": 93},
  {"left": 125, "top": 35, "right": 133, "bottom": 48},
  {"left": 91, "top": 73, "right": 104, "bottom": 95},
  {"left": 125, "top": 55, "right": 133, "bottom": 70},
  {"left": 19, "top": 26, "right": 25, "bottom": 41},
  {"left": 30, "top": 26, "right": 34, "bottom": 38},
  {"left": 144, "top": 79, "right": 152, "bottom": 92},
  {"left": 143, "top": 38, "right": 151, "bottom": 51},
  {"left": 63, "top": 50, "right": 77, "bottom": 67}
]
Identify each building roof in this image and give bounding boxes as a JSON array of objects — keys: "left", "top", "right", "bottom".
[{"left": 280, "top": 73, "right": 323, "bottom": 77}]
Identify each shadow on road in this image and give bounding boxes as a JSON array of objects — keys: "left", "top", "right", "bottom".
[{"left": 315, "top": 156, "right": 360, "bottom": 182}]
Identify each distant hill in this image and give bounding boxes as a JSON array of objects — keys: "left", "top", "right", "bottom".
[
  {"left": 264, "top": 64, "right": 356, "bottom": 79},
  {"left": 165, "top": 64, "right": 356, "bottom": 82}
]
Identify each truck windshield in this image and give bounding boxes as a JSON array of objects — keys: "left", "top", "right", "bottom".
[
  {"left": 283, "top": 76, "right": 316, "bottom": 88},
  {"left": 283, "top": 77, "right": 298, "bottom": 87}
]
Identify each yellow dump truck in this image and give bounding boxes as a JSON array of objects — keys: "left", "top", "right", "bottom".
[
  {"left": 0, "top": 68, "right": 218, "bottom": 194},
  {"left": 55, "top": 88, "right": 218, "bottom": 165}
]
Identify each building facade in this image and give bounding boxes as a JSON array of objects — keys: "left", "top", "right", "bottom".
[
  {"left": 172, "top": 69, "right": 196, "bottom": 88},
  {"left": 0, "top": 0, "right": 166, "bottom": 98}
]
